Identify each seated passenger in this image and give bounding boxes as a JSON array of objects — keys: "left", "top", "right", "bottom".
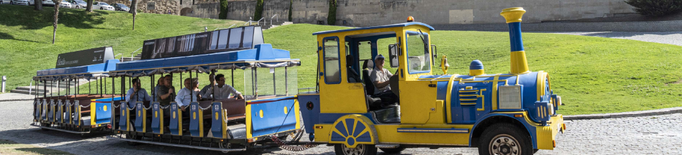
[
  {"left": 370, "top": 55, "right": 399, "bottom": 108},
  {"left": 155, "top": 77, "right": 175, "bottom": 106},
  {"left": 202, "top": 74, "right": 244, "bottom": 100},
  {"left": 175, "top": 78, "right": 201, "bottom": 110},
  {"left": 199, "top": 74, "right": 216, "bottom": 100},
  {"left": 126, "top": 78, "right": 152, "bottom": 108}
]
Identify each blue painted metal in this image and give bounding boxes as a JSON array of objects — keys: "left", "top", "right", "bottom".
[
  {"left": 396, "top": 128, "right": 469, "bottom": 133},
  {"left": 297, "top": 94, "right": 320, "bottom": 133},
  {"left": 533, "top": 101, "right": 551, "bottom": 123},
  {"left": 36, "top": 59, "right": 119, "bottom": 77},
  {"left": 330, "top": 118, "right": 372, "bottom": 143},
  {"left": 508, "top": 22, "right": 524, "bottom": 52},
  {"left": 436, "top": 81, "right": 449, "bottom": 100},
  {"left": 249, "top": 97, "right": 298, "bottom": 137},
  {"left": 312, "top": 22, "right": 435, "bottom": 35},
  {"left": 118, "top": 103, "right": 129, "bottom": 131},
  {"left": 210, "top": 102, "right": 225, "bottom": 138},
  {"left": 151, "top": 102, "right": 163, "bottom": 134},
  {"left": 47, "top": 100, "right": 54, "bottom": 122},
  {"left": 168, "top": 103, "right": 181, "bottom": 135},
  {"left": 114, "top": 44, "right": 295, "bottom": 72},
  {"left": 72, "top": 103, "right": 79, "bottom": 124},
  {"left": 94, "top": 97, "right": 121, "bottom": 125},
  {"left": 469, "top": 60, "right": 484, "bottom": 70},
  {"left": 134, "top": 102, "right": 145, "bottom": 132},
  {"left": 189, "top": 102, "right": 202, "bottom": 137}
]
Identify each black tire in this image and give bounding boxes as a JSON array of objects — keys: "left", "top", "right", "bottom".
[
  {"left": 334, "top": 144, "right": 377, "bottom": 155},
  {"left": 478, "top": 123, "right": 533, "bottom": 155},
  {"left": 379, "top": 147, "right": 405, "bottom": 154},
  {"left": 100, "top": 7, "right": 103, "bottom": 10}
]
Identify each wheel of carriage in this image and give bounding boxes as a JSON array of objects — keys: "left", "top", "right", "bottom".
[
  {"left": 478, "top": 123, "right": 533, "bottom": 155},
  {"left": 334, "top": 144, "right": 377, "bottom": 155},
  {"left": 379, "top": 147, "right": 405, "bottom": 154}
]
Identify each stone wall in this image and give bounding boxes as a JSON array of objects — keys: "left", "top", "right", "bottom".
[
  {"left": 226, "top": 0, "right": 636, "bottom": 26},
  {"left": 100, "top": 0, "right": 220, "bottom": 17}
]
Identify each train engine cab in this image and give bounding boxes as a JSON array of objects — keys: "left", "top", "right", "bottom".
[{"left": 298, "top": 7, "right": 565, "bottom": 155}]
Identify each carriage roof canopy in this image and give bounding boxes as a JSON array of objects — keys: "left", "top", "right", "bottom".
[
  {"left": 109, "top": 44, "right": 300, "bottom": 77},
  {"left": 311, "top": 22, "right": 435, "bottom": 36},
  {"left": 34, "top": 59, "right": 119, "bottom": 80}
]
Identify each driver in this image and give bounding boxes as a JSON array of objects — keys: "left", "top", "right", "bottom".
[{"left": 370, "top": 54, "right": 399, "bottom": 106}]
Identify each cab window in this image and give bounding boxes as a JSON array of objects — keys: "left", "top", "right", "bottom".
[
  {"left": 323, "top": 38, "right": 341, "bottom": 84},
  {"left": 405, "top": 31, "right": 430, "bottom": 74}
]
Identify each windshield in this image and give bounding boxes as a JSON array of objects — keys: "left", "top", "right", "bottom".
[
  {"left": 100, "top": 2, "right": 108, "bottom": 5},
  {"left": 405, "top": 31, "right": 430, "bottom": 74}
]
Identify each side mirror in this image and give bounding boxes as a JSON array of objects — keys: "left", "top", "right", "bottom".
[
  {"left": 388, "top": 44, "right": 399, "bottom": 68},
  {"left": 431, "top": 45, "right": 437, "bottom": 65}
]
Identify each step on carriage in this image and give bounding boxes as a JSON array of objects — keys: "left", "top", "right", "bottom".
[
  {"left": 107, "top": 26, "right": 303, "bottom": 152},
  {"left": 31, "top": 47, "right": 124, "bottom": 135}
]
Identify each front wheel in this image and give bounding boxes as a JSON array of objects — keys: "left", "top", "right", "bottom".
[
  {"left": 100, "top": 7, "right": 103, "bottom": 10},
  {"left": 478, "top": 123, "right": 533, "bottom": 155},
  {"left": 334, "top": 144, "right": 377, "bottom": 155}
]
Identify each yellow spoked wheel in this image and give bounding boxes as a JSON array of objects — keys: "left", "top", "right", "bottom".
[{"left": 330, "top": 114, "right": 378, "bottom": 155}]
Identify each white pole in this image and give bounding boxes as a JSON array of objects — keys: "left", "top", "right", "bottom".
[{"left": 1, "top": 76, "right": 5, "bottom": 93}]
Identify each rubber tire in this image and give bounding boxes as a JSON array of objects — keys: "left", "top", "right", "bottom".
[
  {"left": 379, "top": 147, "right": 405, "bottom": 154},
  {"left": 478, "top": 123, "right": 533, "bottom": 155},
  {"left": 100, "top": 7, "right": 103, "bottom": 10},
  {"left": 334, "top": 144, "right": 378, "bottom": 155}
]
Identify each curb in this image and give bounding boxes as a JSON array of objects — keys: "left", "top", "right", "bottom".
[
  {"left": 564, "top": 107, "right": 682, "bottom": 120},
  {"left": 0, "top": 99, "right": 33, "bottom": 102}
]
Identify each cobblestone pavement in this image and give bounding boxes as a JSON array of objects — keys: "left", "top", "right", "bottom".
[
  {"left": 1, "top": 100, "right": 680, "bottom": 155},
  {"left": 553, "top": 31, "right": 682, "bottom": 46}
]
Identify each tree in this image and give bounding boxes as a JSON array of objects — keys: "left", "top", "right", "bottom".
[
  {"left": 35, "top": 0, "right": 43, "bottom": 11},
  {"left": 327, "top": 0, "right": 336, "bottom": 25},
  {"left": 131, "top": 0, "right": 138, "bottom": 30},
  {"left": 86, "top": 0, "right": 93, "bottom": 12},
  {"left": 219, "top": 0, "right": 228, "bottom": 19},
  {"left": 52, "top": 0, "right": 61, "bottom": 44},
  {"left": 288, "top": 0, "right": 292, "bottom": 21},
  {"left": 254, "top": 0, "right": 263, "bottom": 21}
]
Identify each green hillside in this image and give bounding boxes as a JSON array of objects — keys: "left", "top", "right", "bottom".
[
  {"left": 0, "top": 5, "right": 240, "bottom": 92},
  {"left": 3, "top": 5, "right": 682, "bottom": 115}
]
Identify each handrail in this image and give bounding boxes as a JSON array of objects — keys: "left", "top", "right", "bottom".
[
  {"left": 270, "top": 14, "right": 279, "bottom": 26},
  {"left": 256, "top": 17, "right": 265, "bottom": 26},
  {"left": 129, "top": 47, "right": 143, "bottom": 61}
]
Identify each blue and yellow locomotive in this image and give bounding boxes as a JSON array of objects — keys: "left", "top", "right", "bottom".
[{"left": 297, "top": 7, "right": 566, "bottom": 155}]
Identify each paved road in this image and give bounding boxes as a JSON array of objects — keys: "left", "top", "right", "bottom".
[
  {"left": 553, "top": 31, "right": 682, "bottom": 46},
  {"left": 1, "top": 99, "right": 680, "bottom": 155}
]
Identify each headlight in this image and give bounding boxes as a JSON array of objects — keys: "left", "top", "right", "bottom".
[{"left": 498, "top": 85, "right": 522, "bottom": 109}]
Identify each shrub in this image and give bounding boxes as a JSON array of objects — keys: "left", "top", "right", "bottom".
[
  {"left": 625, "top": 0, "right": 682, "bottom": 17},
  {"left": 254, "top": 0, "right": 264, "bottom": 20},
  {"left": 219, "top": 0, "right": 228, "bottom": 19},
  {"left": 327, "top": 0, "right": 336, "bottom": 25}
]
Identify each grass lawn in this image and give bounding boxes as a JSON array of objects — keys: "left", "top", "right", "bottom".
[
  {"left": 4, "top": 5, "right": 682, "bottom": 115},
  {"left": 0, "top": 139, "right": 71, "bottom": 155}
]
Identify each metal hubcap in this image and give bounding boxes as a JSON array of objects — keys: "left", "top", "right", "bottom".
[
  {"left": 342, "top": 144, "right": 365, "bottom": 155},
  {"left": 489, "top": 134, "right": 520, "bottom": 155}
]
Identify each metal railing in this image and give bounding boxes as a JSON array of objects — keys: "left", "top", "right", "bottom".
[
  {"left": 270, "top": 14, "right": 279, "bottom": 26},
  {"left": 256, "top": 17, "right": 265, "bottom": 26}
]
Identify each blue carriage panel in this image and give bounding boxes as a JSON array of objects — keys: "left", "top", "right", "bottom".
[
  {"left": 189, "top": 102, "right": 204, "bottom": 137},
  {"left": 250, "top": 97, "right": 298, "bottom": 137},
  {"left": 297, "top": 94, "right": 320, "bottom": 134},
  {"left": 211, "top": 102, "right": 227, "bottom": 139},
  {"left": 42, "top": 99, "right": 47, "bottom": 121},
  {"left": 134, "top": 102, "right": 146, "bottom": 132},
  {"left": 151, "top": 102, "right": 164, "bottom": 134},
  {"left": 72, "top": 101, "right": 80, "bottom": 125},
  {"left": 64, "top": 101, "right": 71, "bottom": 124},
  {"left": 168, "top": 103, "right": 182, "bottom": 135},
  {"left": 119, "top": 102, "right": 130, "bottom": 131},
  {"left": 95, "top": 102, "right": 111, "bottom": 125},
  {"left": 55, "top": 100, "right": 63, "bottom": 123},
  {"left": 47, "top": 99, "right": 55, "bottom": 122},
  {"left": 533, "top": 101, "right": 551, "bottom": 123},
  {"left": 34, "top": 100, "right": 41, "bottom": 120}
]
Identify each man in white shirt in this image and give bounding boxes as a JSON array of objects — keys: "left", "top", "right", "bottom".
[
  {"left": 126, "top": 78, "right": 152, "bottom": 108},
  {"left": 175, "top": 78, "right": 201, "bottom": 110},
  {"left": 369, "top": 54, "right": 398, "bottom": 107},
  {"left": 202, "top": 74, "right": 243, "bottom": 100}
]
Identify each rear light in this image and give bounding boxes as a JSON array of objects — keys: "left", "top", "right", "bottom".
[
  {"left": 107, "top": 124, "right": 112, "bottom": 129},
  {"left": 562, "top": 123, "right": 566, "bottom": 130},
  {"left": 552, "top": 140, "right": 556, "bottom": 148}
]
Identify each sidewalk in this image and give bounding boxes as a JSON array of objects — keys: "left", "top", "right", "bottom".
[{"left": 0, "top": 93, "right": 34, "bottom": 102}]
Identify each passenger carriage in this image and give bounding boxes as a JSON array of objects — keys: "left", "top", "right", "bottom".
[
  {"left": 108, "top": 26, "right": 303, "bottom": 152},
  {"left": 296, "top": 7, "right": 566, "bottom": 155},
  {"left": 31, "top": 47, "right": 123, "bottom": 135}
]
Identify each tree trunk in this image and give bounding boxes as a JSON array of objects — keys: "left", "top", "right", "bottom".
[
  {"left": 35, "top": 0, "right": 42, "bottom": 10},
  {"left": 52, "top": 0, "right": 60, "bottom": 44},
  {"left": 86, "top": 0, "right": 93, "bottom": 12},
  {"left": 131, "top": 0, "right": 138, "bottom": 30}
]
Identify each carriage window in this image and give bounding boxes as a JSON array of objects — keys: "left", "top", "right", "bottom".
[
  {"left": 406, "top": 31, "right": 430, "bottom": 74},
  {"left": 229, "top": 28, "right": 243, "bottom": 49},
  {"left": 217, "top": 29, "right": 229, "bottom": 49},
  {"left": 209, "top": 31, "right": 219, "bottom": 50},
  {"left": 242, "top": 26, "right": 254, "bottom": 48},
  {"left": 323, "top": 38, "right": 341, "bottom": 84}
]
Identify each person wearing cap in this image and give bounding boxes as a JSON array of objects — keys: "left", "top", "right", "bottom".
[{"left": 370, "top": 54, "right": 399, "bottom": 106}]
